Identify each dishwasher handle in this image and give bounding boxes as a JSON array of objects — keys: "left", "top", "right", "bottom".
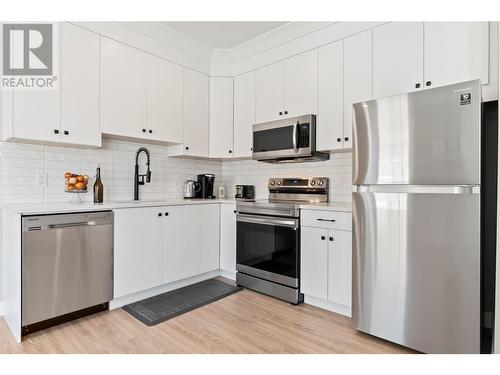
[
  {"left": 48, "top": 221, "right": 97, "bottom": 229},
  {"left": 22, "top": 211, "right": 113, "bottom": 232}
]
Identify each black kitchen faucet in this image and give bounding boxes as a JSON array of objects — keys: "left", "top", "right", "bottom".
[{"left": 134, "top": 147, "right": 151, "bottom": 201}]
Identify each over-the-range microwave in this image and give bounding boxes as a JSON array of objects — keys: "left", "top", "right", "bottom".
[{"left": 252, "top": 114, "right": 329, "bottom": 163}]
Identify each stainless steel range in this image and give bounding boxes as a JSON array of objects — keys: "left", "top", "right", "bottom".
[{"left": 235, "top": 177, "right": 329, "bottom": 304}]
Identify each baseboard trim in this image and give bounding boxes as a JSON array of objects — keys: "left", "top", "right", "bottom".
[
  {"left": 304, "top": 295, "right": 351, "bottom": 317},
  {"left": 110, "top": 270, "right": 221, "bottom": 309}
]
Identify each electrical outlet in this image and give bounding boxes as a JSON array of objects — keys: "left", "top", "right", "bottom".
[{"left": 36, "top": 173, "right": 46, "bottom": 187}]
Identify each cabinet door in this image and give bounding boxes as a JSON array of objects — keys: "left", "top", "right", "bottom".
[
  {"left": 424, "top": 22, "right": 489, "bottom": 88},
  {"left": 344, "top": 30, "right": 372, "bottom": 149},
  {"left": 328, "top": 229, "right": 352, "bottom": 308},
  {"left": 284, "top": 49, "right": 318, "bottom": 118},
  {"left": 318, "top": 41, "right": 344, "bottom": 151},
  {"left": 100, "top": 37, "right": 146, "bottom": 138},
  {"left": 60, "top": 23, "right": 101, "bottom": 147},
  {"left": 300, "top": 227, "right": 328, "bottom": 300},
  {"left": 220, "top": 203, "right": 236, "bottom": 273},
  {"left": 373, "top": 22, "right": 424, "bottom": 98},
  {"left": 198, "top": 204, "right": 220, "bottom": 274},
  {"left": 209, "top": 77, "right": 234, "bottom": 158},
  {"left": 233, "top": 71, "right": 255, "bottom": 158},
  {"left": 11, "top": 24, "right": 60, "bottom": 143},
  {"left": 147, "top": 54, "right": 183, "bottom": 143},
  {"left": 113, "top": 208, "right": 163, "bottom": 298},
  {"left": 255, "top": 61, "right": 284, "bottom": 123},
  {"left": 183, "top": 68, "right": 209, "bottom": 157}
]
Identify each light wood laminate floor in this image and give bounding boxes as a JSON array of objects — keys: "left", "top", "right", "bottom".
[{"left": 0, "top": 288, "right": 415, "bottom": 354}]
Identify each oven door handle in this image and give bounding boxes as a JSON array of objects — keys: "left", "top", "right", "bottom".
[
  {"left": 292, "top": 121, "right": 298, "bottom": 153},
  {"left": 236, "top": 213, "right": 298, "bottom": 230}
]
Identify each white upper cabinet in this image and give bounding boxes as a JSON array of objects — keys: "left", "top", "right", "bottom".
[
  {"left": 318, "top": 40, "right": 344, "bottom": 151},
  {"left": 182, "top": 68, "right": 210, "bottom": 157},
  {"left": 424, "top": 22, "right": 489, "bottom": 88},
  {"left": 344, "top": 29, "right": 373, "bottom": 149},
  {"left": 60, "top": 23, "right": 101, "bottom": 147},
  {"left": 283, "top": 49, "right": 318, "bottom": 118},
  {"left": 255, "top": 61, "right": 284, "bottom": 123},
  {"left": 146, "top": 54, "right": 183, "bottom": 144},
  {"left": 233, "top": 71, "right": 255, "bottom": 158},
  {"left": 209, "top": 77, "right": 234, "bottom": 158},
  {"left": 255, "top": 50, "right": 319, "bottom": 124},
  {"left": 373, "top": 22, "right": 424, "bottom": 98},
  {"left": 100, "top": 37, "right": 147, "bottom": 139},
  {"left": 4, "top": 23, "right": 100, "bottom": 146}
]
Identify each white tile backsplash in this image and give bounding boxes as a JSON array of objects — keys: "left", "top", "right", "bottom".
[
  {"left": 0, "top": 139, "right": 352, "bottom": 204},
  {"left": 220, "top": 151, "right": 353, "bottom": 202}
]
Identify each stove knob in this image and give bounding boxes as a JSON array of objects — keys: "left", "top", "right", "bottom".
[
  {"left": 277, "top": 180, "right": 282, "bottom": 186},
  {"left": 310, "top": 180, "right": 316, "bottom": 186},
  {"left": 318, "top": 180, "right": 324, "bottom": 186},
  {"left": 270, "top": 180, "right": 276, "bottom": 186}
]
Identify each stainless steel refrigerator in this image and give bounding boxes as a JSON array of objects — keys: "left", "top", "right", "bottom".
[{"left": 352, "top": 80, "right": 483, "bottom": 354}]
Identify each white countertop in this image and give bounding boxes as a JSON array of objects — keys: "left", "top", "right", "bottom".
[
  {"left": 299, "top": 201, "right": 352, "bottom": 212},
  {"left": 0, "top": 198, "right": 237, "bottom": 215},
  {"left": 1, "top": 198, "right": 352, "bottom": 215}
]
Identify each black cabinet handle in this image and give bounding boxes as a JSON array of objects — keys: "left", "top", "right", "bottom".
[
  {"left": 279, "top": 111, "right": 283, "bottom": 116},
  {"left": 317, "top": 218, "right": 336, "bottom": 222},
  {"left": 164, "top": 212, "right": 169, "bottom": 216},
  {"left": 149, "top": 129, "right": 152, "bottom": 134},
  {"left": 158, "top": 213, "right": 162, "bottom": 217},
  {"left": 344, "top": 137, "right": 349, "bottom": 142},
  {"left": 415, "top": 83, "right": 421, "bottom": 88},
  {"left": 54, "top": 129, "right": 59, "bottom": 134},
  {"left": 229, "top": 150, "right": 232, "bottom": 154},
  {"left": 63, "top": 130, "right": 69, "bottom": 135},
  {"left": 185, "top": 146, "right": 189, "bottom": 150},
  {"left": 250, "top": 147, "right": 253, "bottom": 151},
  {"left": 284, "top": 110, "right": 288, "bottom": 115},
  {"left": 426, "top": 81, "right": 432, "bottom": 87},
  {"left": 329, "top": 237, "right": 334, "bottom": 242},
  {"left": 234, "top": 210, "right": 237, "bottom": 214},
  {"left": 321, "top": 236, "right": 326, "bottom": 240},
  {"left": 142, "top": 129, "right": 146, "bottom": 133},
  {"left": 336, "top": 137, "right": 342, "bottom": 142}
]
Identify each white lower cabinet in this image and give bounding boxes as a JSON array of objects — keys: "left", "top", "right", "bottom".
[
  {"left": 161, "top": 204, "right": 219, "bottom": 282},
  {"left": 219, "top": 203, "right": 236, "bottom": 274},
  {"left": 300, "top": 227, "right": 328, "bottom": 300},
  {"left": 113, "top": 204, "right": 220, "bottom": 299},
  {"left": 327, "top": 229, "right": 352, "bottom": 307},
  {"left": 300, "top": 210, "right": 352, "bottom": 315},
  {"left": 113, "top": 207, "right": 163, "bottom": 298}
]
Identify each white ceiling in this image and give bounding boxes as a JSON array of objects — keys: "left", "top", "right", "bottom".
[{"left": 161, "top": 22, "right": 288, "bottom": 49}]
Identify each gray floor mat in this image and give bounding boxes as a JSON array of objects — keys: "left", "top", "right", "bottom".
[{"left": 122, "top": 278, "right": 242, "bottom": 326}]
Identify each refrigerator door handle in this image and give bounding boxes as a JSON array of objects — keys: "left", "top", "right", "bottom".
[{"left": 353, "top": 185, "right": 480, "bottom": 194}]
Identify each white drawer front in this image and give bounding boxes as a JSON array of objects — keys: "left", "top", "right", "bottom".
[{"left": 301, "top": 210, "right": 352, "bottom": 231}]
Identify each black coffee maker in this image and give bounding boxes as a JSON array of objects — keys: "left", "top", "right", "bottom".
[{"left": 196, "top": 174, "right": 216, "bottom": 199}]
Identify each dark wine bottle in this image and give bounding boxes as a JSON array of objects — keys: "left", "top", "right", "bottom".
[{"left": 93, "top": 164, "right": 104, "bottom": 203}]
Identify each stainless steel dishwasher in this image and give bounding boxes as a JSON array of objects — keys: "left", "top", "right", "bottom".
[{"left": 22, "top": 211, "right": 113, "bottom": 335}]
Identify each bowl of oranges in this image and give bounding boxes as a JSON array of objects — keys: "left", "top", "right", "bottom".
[{"left": 65, "top": 172, "right": 89, "bottom": 193}]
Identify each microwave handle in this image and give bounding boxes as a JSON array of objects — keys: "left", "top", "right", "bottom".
[{"left": 293, "top": 121, "right": 298, "bottom": 152}]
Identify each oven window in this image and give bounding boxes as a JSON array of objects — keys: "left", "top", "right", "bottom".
[
  {"left": 253, "top": 126, "right": 294, "bottom": 152},
  {"left": 236, "top": 220, "right": 298, "bottom": 279}
]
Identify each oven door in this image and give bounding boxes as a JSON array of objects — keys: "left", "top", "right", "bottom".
[
  {"left": 252, "top": 115, "right": 314, "bottom": 161},
  {"left": 236, "top": 213, "right": 299, "bottom": 288}
]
